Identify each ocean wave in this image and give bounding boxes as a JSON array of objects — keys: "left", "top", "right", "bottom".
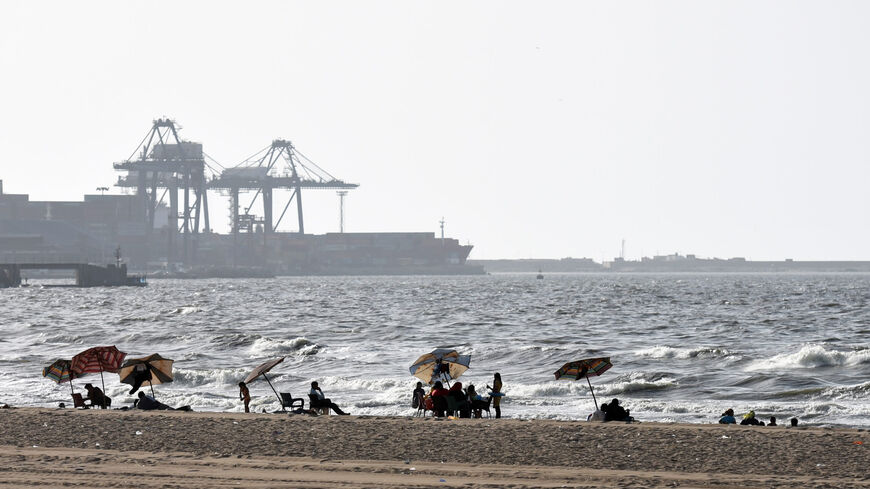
[
  {"left": 634, "top": 345, "right": 737, "bottom": 360},
  {"left": 596, "top": 372, "right": 677, "bottom": 395},
  {"left": 170, "top": 305, "right": 202, "bottom": 315},
  {"left": 744, "top": 344, "right": 870, "bottom": 371},
  {"left": 249, "top": 337, "right": 320, "bottom": 357},
  {"left": 818, "top": 382, "right": 870, "bottom": 400},
  {"left": 173, "top": 368, "right": 248, "bottom": 386}
]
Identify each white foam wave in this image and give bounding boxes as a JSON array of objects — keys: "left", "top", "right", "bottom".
[
  {"left": 249, "top": 337, "right": 320, "bottom": 357},
  {"left": 634, "top": 345, "right": 737, "bottom": 360},
  {"left": 170, "top": 305, "right": 202, "bottom": 315},
  {"left": 173, "top": 368, "right": 248, "bottom": 386},
  {"left": 819, "top": 381, "right": 870, "bottom": 400},
  {"left": 744, "top": 344, "right": 870, "bottom": 371}
]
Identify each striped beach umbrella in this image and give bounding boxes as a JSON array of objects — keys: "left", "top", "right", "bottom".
[
  {"left": 554, "top": 357, "right": 612, "bottom": 410},
  {"left": 71, "top": 346, "right": 127, "bottom": 407},
  {"left": 42, "top": 359, "right": 77, "bottom": 397}
]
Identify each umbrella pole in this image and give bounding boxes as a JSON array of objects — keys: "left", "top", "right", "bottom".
[
  {"left": 98, "top": 357, "right": 106, "bottom": 409},
  {"left": 586, "top": 376, "right": 599, "bottom": 411},
  {"left": 150, "top": 383, "right": 156, "bottom": 399},
  {"left": 262, "top": 373, "right": 285, "bottom": 412},
  {"left": 64, "top": 365, "right": 74, "bottom": 398}
]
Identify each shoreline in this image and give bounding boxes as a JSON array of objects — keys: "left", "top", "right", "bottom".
[{"left": 1, "top": 408, "right": 868, "bottom": 488}]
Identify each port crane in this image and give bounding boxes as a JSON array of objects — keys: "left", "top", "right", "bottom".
[
  {"left": 208, "top": 139, "right": 358, "bottom": 240},
  {"left": 113, "top": 118, "right": 210, "bottom": 265}
]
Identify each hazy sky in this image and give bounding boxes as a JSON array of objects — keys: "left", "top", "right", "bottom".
[{"left": 2, "top": 1, "right": 869, "bottom": 260}]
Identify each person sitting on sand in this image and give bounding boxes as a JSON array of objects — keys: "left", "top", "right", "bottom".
[
  {"left": 430, "top": 381, "right": 449, "bottom": 417},
  {"left": 309, "top": 381, "right": 350, "bottom": 415},
  {"left": 768, "top": 416, "right": 777, "bottom": 426},
  {"left": 239, "top": 382, "right": 251, "bottom": 413},
  {"left": 84, "top": 383, "right": 110, "bottom": 409},
  {"left": 740, "top": 411, "right": 763, "bottom": 426},
  {"left": 604, "top": 398, "right": 633, "bottom": 422},
  {"left": 718, "top": 408, "right": 737, "bottom": 424},
  {"left": 790, "top": 417, "right": 798, "bottom": 427}
]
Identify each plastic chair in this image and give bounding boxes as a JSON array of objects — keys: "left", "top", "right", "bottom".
[
  {"left": 308, "top": 394, "right": 330, "bottom": 415},
  {"left": 280, "top": 393, "right": 304, "bottom": 411},
  {"left": 72, "top": 393, "right": 86, "bottom": 409}
]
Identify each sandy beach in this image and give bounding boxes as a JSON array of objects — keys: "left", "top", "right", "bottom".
[{"left": 0, "top": 408, "right": 868, "bottom": 488}]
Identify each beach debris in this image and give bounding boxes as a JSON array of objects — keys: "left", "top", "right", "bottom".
[
  {"left": 135, "top": 430, "right": 143, "bottom": 435},
  {"left": 854, "top": 441, "right": 863, "bottom": 445},
  {"left": 440, "top": 479, "right": 446, "bottom": 483},
  {"left": 721, "top": 435, "right": 730, "bottom": 439}
]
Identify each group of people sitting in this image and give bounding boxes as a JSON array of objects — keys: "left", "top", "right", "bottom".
[
  {"left": 587, "top": 398, "right": 634, "bottom": 422},
  {"left": 718, "top": 409, "right": 798, "bottom": 427},
  {"left": 415, "top": 380, "right": 493, "bottom": 418}
]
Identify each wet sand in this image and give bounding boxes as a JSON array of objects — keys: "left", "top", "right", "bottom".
[{"left": 1, "top": 407, "right": 869, "bottom": 488}]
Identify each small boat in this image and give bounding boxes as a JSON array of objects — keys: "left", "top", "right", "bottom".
[{"left": 536, "top": 269, "right": 544, "bottom": 279}]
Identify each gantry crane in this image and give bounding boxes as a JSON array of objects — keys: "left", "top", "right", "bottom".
[
  {"left": 113, "top": 118, "right": 210, "bottom": 265},
  {"left": 208, "top": 139, "right": 358, "bottom": 240}
]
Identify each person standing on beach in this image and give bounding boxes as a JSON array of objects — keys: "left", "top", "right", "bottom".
[
  {"left": 487, "top": 373, "right": 503, "bottom": 418},
  {"left": 238, "top": 382, "right": 251, "bottom": 413}
]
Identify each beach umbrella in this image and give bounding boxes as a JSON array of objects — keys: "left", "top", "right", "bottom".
[
  {"left": 554, "top": 357, "right": 612, "bottom": 411},
  {"left": 409, "top": 348, "right": 471, "bottom": 386},
  {"left": 42, "top": 359, "right": 77, "bottom": 398},
  {"left": 71, "top": 346, "right": 127, "bottom": 407},
  {"left": 118, "top": 353, "right": 174, "bottom": 399},
  {"left": 244, "top": 356, "right": 286, "bottom": 410}
]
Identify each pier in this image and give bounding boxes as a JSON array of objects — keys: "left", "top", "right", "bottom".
[{"left": 0, "top": 263, "right": 146, "bottom": 288}]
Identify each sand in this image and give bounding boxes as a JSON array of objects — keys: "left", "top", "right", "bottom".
[{"left": 1, "top": 408, "right": 869, "bottom": 488}]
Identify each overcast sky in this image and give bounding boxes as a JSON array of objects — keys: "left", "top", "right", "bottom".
[{"left": 2, "top": 1, "right": 869, "bottom": 260}]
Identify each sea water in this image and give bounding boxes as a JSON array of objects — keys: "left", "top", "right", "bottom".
[{"left": 2, "top": 273, "right": 869, "bottom": 426}]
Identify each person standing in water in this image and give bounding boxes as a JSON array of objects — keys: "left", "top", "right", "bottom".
[
  {"left": 238, "top": 381, "right": 251, "bottom": 413},
  {"left": 487, "top": 372, "right": 503, "bottom": 418}
]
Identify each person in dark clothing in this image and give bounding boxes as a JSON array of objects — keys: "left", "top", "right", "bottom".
[
  {"left": 84, "top": 383, "right": 110, "bottom": 409},
  {"left": 128, "top": 364, "right": 152, "bottom": 394},
  {"left": 768, "top": 416, "right": 777, "bottom": 426},
  {"left": 135, "top": 391, "right": 170, "bottom": 410},
  {"left": 740, "top": 411, "right": 763, "bottom": 426},
  {"left": 309, "top": 381, "right": 350, "bottom": 415},
  {"left": 448, "top": 382, "right": 470, "bottom": 418},
  {"left": 239, "top": 381, "right": 251, "bottom": 413},
  {"left": 604, "top": 398, "right": 633, "bottom": 422}
]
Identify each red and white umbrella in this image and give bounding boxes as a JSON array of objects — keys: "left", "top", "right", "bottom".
[{"left": 71, "top": 346, "right": 127, "bottom": 406}]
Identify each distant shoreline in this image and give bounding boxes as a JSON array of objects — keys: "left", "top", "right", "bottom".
[{"left": 470, "top": 257, "right": 870, "bottom": 273}]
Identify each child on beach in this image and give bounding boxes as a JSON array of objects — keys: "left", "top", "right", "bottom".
[
  {"left": 412, "top": 382, "right": 425, "bottom": 409},
  {"left": 719, "top": 409, "right": 736, "bottom": 424},
  {"left": 239, "top": 382, "right": 251, "bottom": 413}
]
